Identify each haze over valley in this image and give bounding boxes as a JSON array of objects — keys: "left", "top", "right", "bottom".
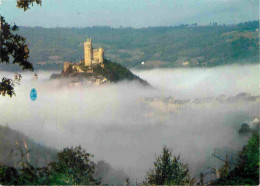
[
  {"left": 0, "top": 0, "right": 259, "bottom": 184},
  {"left": 1, "top": 64, "right": 259, "bottom": 181}
]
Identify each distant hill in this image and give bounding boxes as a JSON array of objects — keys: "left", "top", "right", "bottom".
[
  {"left": 0, "top": 125, "right": 57, "bottom": 168},
  {"left": 1, "top": 20, "right": 258, "bottom": 71}
]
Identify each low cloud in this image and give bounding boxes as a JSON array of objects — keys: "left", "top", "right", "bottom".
[{"left": 0, "top": 64, "right": 259, "bottom": 181}]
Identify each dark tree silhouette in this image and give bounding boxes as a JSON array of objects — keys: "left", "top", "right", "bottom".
[
  {"left": 16, "top": 0, "right": 42, "bottom": 11},
  {"left": 0, "top": 0, "right": 42, "bottom": 97}
]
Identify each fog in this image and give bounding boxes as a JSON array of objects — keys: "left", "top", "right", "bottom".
[
  {"left": 0, "top": 64, "right": 259, "bottom": 181},
  {"left": 133, "top": 64, "right": 260, "bottom": 99}
]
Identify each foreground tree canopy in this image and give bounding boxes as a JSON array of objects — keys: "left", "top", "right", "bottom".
[
  {"left": 0, "top": 128, "right": 259, "bottom": 185},
  {"left": 0, "top": 145, "right": 98, "bottom": 185},
  {"left": 16, "top": 0, "right": 42, "bottom": 11},
  {"left": 145, "top": 146, "right": 195, "bottom": 185},
  {"left": 212, "top": 131, "right": 259, "bottom": 185},
  {"left": 0, "top": 0, "right": 42, "bottom": 97}
]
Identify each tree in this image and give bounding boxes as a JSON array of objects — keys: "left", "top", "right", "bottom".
[
  {"left": 94, "top": 160, "right": 128, "bottom": 185},
  {"left": 48, "top": 146, "right": 98, "bottom": 185},
  {"left": 212, "top": 131, "right": 259, "bottom": 185},
  {"left": 0, "top": 145, "right": 97, "bottom": 185},
  {"left": 16, "top": 0, "right": 42, "bottom": 11},
  {"left": 0, "top": 0, "right": 42, "bottom": 97},
  {"left": 146, "top": 146, "right": 195, "bottom": 185}
]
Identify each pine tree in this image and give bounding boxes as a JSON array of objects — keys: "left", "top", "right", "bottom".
[{"left": 146, "top": 146, "right": 195, "bottom": 185}]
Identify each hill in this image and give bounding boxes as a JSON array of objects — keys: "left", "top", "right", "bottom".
[
  {"left": 50, "top": 59, "right": 150, "bottom": 86},
  {"left": 0, "top": 20, "right": 258, "bottom": 71},
  {"left": 0, "top": 125, "right": 57, "bottom": 168}
]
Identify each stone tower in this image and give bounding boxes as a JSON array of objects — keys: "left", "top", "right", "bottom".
[
  {"left": 84, "top": 38, "right": 92, "bottom": 66},
  {"left": 84, "top": 38, "right": 104, "bottom": 67},
  {"left": 98, "top": 48, "right": 104, "bottom": 63}
]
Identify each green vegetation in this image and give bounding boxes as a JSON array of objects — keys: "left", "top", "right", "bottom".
[
  {"left": 1, "top": 20, "right": 257, "bottom": 71},
  {"left": 0, "top": 145, "right": 98, "bottom": 185},
  {"left": 48, "top": 146, "right": 97, "bottom": 185},
  {"left": 92, "top": 60, "right": 149, "bottom": 85},
  {"left": 0, "top": 16, "right": 34, "bottom": 97},
  {"left": 145, "top": 146, "right": 195, "bottom": 185},
  {"left": 0, "top": 125, "right": 259, "bottom": 185},
  {"left": 238, "top": 123, "right": 251, "bottom": 135},
  {"left": 16, "top": 0, "right": 42, "bottom": 11},
  {"left": 212, "top": 131, "right": 259, "bottom": 185},
  {"left": 0, "top": 0, "right": 42, "bottom": 97},
  {"left": 0, "top": 125, "right": 57, "bottom": 168}
]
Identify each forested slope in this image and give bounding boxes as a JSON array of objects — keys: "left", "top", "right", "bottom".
[
  {"left": 1, "top": 20, "right": 258, "bottom": 71},
  {"left": 0, "top": 125, "right": 57, "bottom": 168}
]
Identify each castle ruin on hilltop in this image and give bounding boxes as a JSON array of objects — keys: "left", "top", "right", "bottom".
[{"left": 63, "top": 38, "right": 105, "bottom": 74}]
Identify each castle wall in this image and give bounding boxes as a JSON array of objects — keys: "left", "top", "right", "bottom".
[
  {"left": 64, "top": 62, "right": 72, "bottom": 73},
  {"left": 92, "top": 49, "right": 100, "bottom": 64},
  {"left": 98, "top": 48, "right": 104, "bottom": 63},
  {"left": 93, "top": 50, "right": 99, "bottom": 60}
]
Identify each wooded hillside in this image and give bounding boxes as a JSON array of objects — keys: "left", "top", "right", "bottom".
[{"left": 1, "top": 20, "right": 258, "bottom": 71}]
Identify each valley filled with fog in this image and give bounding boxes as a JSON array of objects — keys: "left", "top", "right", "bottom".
[{"left": 0, "top": 64, "right": 259, "bottom": 181}]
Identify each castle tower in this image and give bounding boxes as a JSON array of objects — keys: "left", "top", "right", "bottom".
[
  {"left": 98, "top": 48, "right": 104, "bottom": 63},
  {"left": 84, "top": 38, "right": 92, "bottom": 66}
]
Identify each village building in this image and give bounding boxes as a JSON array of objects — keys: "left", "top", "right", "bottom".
[{"left": 33, "top": 73, "right": 38, "bottom": 80}]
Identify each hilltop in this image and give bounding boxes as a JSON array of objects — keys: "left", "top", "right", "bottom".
[
  {"left": 50, "top": 59, "right": 149, "bottom": 86},
  {"left": 50, "top": 38, "right": 149, "bottom": 86}
]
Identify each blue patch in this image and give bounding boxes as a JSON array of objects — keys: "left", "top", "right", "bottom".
[{"left": 30, "top": 88, "right": 37, "bottom": 101}]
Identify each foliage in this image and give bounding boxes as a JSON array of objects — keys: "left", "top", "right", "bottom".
[
  {"left": 0, "top": 145, "right": 98, "bottom": 185},
  {"left": 94, "top": 160, "right": 129, "bottom": 185},
  {"left": 0, "top": 77, "right": 16, "bottom": 97},
  {"left": 212, "top": 131, "right": 259, "bottom": 185},
  {"left": 0, "top": 165, "right": 19, "bottom": 184},
  {"left": 237, "top": 21, "right": 259, "bottom": 31},
  {"left": 0, "top": 16, "right": 32, "bottom": 71},
  {"left": 92, "top": 60, "right": 134, "bottom": 81},
  {"left": 49, "top": 146, "right": 98, "bottom": 185},
  {"left": 0, "top": 125, "right": 57, "bottom": 169},
  {"left": 218, "top": 155, "right": 231, "bottom": 179},
  {"left": 11, "top": 20, "right": 259, "bottom": 71},
  {"left": 78, "top": 59, "right": 149, "bottom": 85},
  {"left": 145, "top": 146, "right": 195, "bottom": 185},
  {"left": 0, "top": 142, "right": 128, "bottom": 185},
  {"left": 16, "top": 0, "right": 42, "bottom": 11},
  {"left": 238, "top": 123, "right": 251, "bottom": 135},
  {"left": 92, "top": 59, "right": 149, "bottom": 85},
  {"left": 0, "top": 157, "right": 72, "bottom": 185},
  {"left": 0, "top": 0, "right": 41, "bottom": 97},
  {"left": 0, "top": 73, "right": 22, "bottom": 97}
]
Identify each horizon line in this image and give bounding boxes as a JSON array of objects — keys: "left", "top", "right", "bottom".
[{"left": 17, "top": 19, "right": 259, "bottom": 29}]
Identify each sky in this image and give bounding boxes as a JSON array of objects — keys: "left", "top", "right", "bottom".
[{"left": 0, "top": 0, "right": 259, "bottom": 28}]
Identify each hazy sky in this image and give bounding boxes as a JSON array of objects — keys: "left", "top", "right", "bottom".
[{"left": 0, "top": 0, "right": 259, "bottom": 28}]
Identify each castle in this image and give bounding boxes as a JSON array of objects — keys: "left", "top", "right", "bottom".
[
  {"left": 63, "top": 38, "right": 105, "bottom": 73},
  {"left": 84, "top": 38, "right": 104, "bottom": 68}
]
